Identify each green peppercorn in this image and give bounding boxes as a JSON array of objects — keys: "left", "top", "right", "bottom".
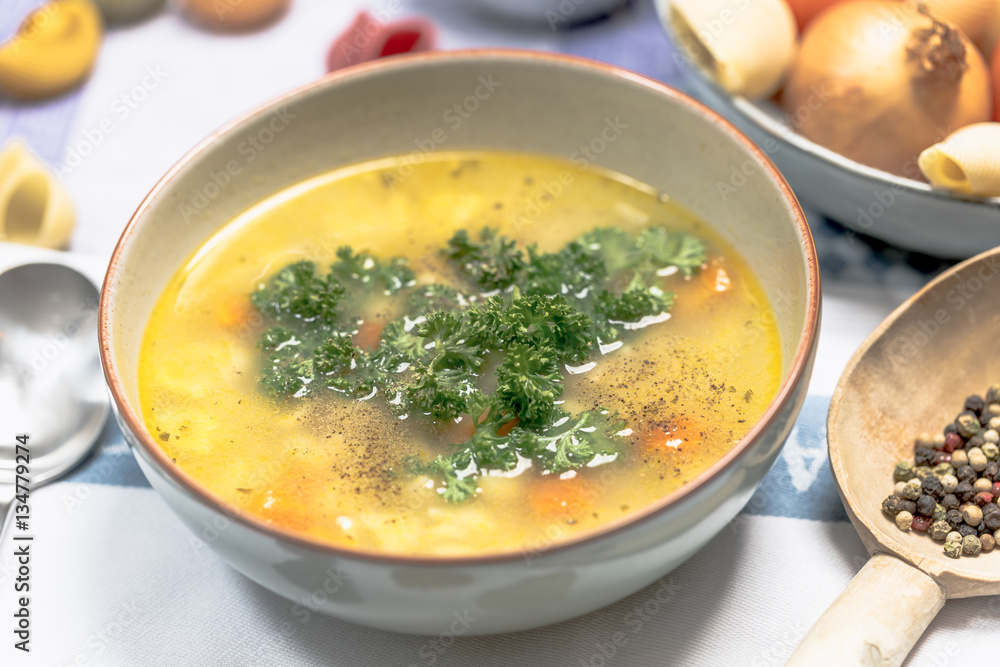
[
  {"left": 932, "top": 462, "right": 955, "bottom": 478},
  {"left": 913, "top": 466, "right": 935, "bottom": 481},
  {"left": 982, "top": 534, "right": 996, "bottom": 552},
  {"left": 902, "top": 479, "right": 922, "bottom": 500},
  {"left": 941, "top": 474, "right": 959, "bottom": 494},
  {"left": 944, "top": 540, "right": 963, "bottom": 558},
  {"left": 933, "top": 503, "right": 947, "bottom": 522},
  {"left": 957, "top": 411, "right": 981, "bottom": 438},
  {"left": 963, "top": 535, "right": 983, "bottom": 556},
  {"left": 963, "top": 505, "right": 984, "bottom": 527},
  {"left": 893, "top": 460, "right": 915, "bottom": 482},
  {"left": 930, "top": 520, "right": 951, "bottom": 541},
  {"left": 896, "top": 511, "right": 914, "bottom": 531}
]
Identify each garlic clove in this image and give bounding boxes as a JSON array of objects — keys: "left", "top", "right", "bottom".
[
  {"left": 662, "top": 0, "right": 798, "bottom": 99},
  {"left": 0, "top": 140, "right": 76, "bottom": 249},
  {"left": 919, "top": 123, "right": 1000, "bottom": 197}
]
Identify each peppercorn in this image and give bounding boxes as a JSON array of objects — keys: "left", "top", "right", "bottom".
[
  {"left": 985, "top": 510, "right": 1000, "bottom": 531},
  {"left": 893, "top": 461, "right": 915, "bottom": 482},
  {"left": 968, "top": 448, "right": 989, "bottom": 472},
  {"left": 956, "top": 481, "right": 976, "bottom": 503},
  {"left": 993, "top": 482, "right": 1000, "bottom": 497},
  {"left": 942, "top": 493, "right": 960, "bottom": 510},
  {"left": 882, "top": 495, "right": 907, "bottom": 516},
  {"left": 946, "top": 531, "right": 963, "bottom": 543},
  {"left": 959, "top": 524, "right": 978, "bottom": 537},
  {"left": 932, "top": 462, "right": 954, "bottom": 478},
  {"left": 975, "top": 492, "right": 995, "bottom": 507},
  {"left": 946, "top": 508, "right": 965, "bottom": 529},
  {"left": 912, "top": 515, "right": 932, "bottom": 532},
  {"left": 990, "top": 417, "right": 1000, "bottom": 431},
  {"left": 982, "top": 534, "right": 996, "bottom": 552},
  {"left": 921, "top": 477, "right": 944, "bottom": 499},
  {"left": 944, "top": 540, "right": 963, "bottom": 558},
  {"left": 902, "top": 479, "right": 923, "bottom": 500},
  {"left": 965, "top": 395, "right": 985, "bottom": 414},
  {"left": 963, "top": 535, "right": 983, "bottom": 556},
  {"left": 974, "top": 478, "right": 993, "bottom": 494},
  {"left": 916, "top": 494, "right": 937, "bottom": 516},
  {"left": 940, "top": 474, "right": 959, "bottom": 494},
  {"left": 944, "top": 432, "right": 963, "bottom": 452},
  {"left": 984, "top": 431, "right": 1000, "bottom": 445},
  {"left": 894, "top": 481, "right": 908, "bottom": 497},
  {"left": 984, "top": 460, "right": 999, "bottom": 481},
  {"left": 933, "top": 504, "right": 947, "bottom": 521},
  {"left": 896, "top": 511, "right": 914, "bottom": 531},
  {"left": 957, "top": 411, "right": 981, "bottom": 438},
  {"left": 963, "top": 504, "right": 984, "bottom": 526},
  {"left": 930, "top": 520, "right": 951, "bottom": 541},
  {"left": 951, "top": 450, "right": 970, "bottom": 469},
  {"left": 987, "top": 384, "right": 1000, "bottom": 404},
  {"left": 932, "top": 452, "right": 951, "bottom": 466},
  {"left": 914, "top": 466, "right": 935, "bottom": 481},
  {"left": 956, "top": 465, "right": 976, "bottom": 483},
  {"left": 968, "top": 435, "right": 986, "bottom": 449}
]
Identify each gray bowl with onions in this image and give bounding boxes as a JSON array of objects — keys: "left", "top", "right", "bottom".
[{"left": 656, "top": 0, "right": 1000, "bottom": 259}]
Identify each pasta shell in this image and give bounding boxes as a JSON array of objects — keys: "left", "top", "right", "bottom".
[
  {"left": 922, "top": 0, "right": 998, "bottom": 56},
  {"left": 918, "top": 123, "right": 1000, "bottom": 197},
  {"left": 660, "top": 0, "right": 798, "bottom": 99},
  {"left": 0, "top": 139, "right": 76, "bottom": 248}
]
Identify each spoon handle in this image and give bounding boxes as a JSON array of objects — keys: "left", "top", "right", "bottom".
[{"left": 787, "top": 552, "right": 945, "bottom": 667}]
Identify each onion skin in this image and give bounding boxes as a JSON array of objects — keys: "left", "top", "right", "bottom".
[
  {"left": 782, "top": 0, "right": 993, "bottom": 177},
  {"left": 921, "top": 0, "right": 997, "bottom": 58},
  {"left": 786, "top": 0, "right": 848, "bottom": 31}
]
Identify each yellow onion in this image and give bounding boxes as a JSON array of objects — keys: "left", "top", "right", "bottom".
[
  {"left": 919, "top": 122, "right": 1000, "bottom": 195},
  {"left": 922, "top": 0, "right": 998, "bottom": 57},
  {"left": 783, "top": 0, "right": 992, "bottom": 177}
]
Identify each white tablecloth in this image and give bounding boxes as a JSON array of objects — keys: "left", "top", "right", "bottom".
[{"left": 1, "top": 1, "right": 996, "bottom": 665}]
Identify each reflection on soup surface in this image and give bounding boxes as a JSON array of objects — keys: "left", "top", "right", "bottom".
[{"left": 139, "top": 152, "right": 782, "bottom": 557}]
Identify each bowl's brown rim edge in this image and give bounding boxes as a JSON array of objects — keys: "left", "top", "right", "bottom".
[{"left": 99, "top": 48, "right": 822, "bottom": 567}]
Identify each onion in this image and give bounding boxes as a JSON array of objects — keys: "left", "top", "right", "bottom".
[
  {"left": 921, "top": 0, "right": 998, "bottom": 57},
  {"left": 782, "top": 0, "right": 992, "bottom": 177}
]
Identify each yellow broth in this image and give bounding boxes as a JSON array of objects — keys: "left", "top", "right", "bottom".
[{"left": 138, "top": 152, "right": 783, "bottom": 557}]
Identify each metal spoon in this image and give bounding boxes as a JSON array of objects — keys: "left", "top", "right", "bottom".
[
  {"left": 788, "top": 247, "right": 1000, "bottom": 666},
  {"left": 0, "top": 262, "right": 109, "bottom": 538}
]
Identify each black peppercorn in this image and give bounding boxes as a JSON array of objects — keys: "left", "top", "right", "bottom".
[
  {"left": 944, "top": 422, "right": 958, "bottom": 436},
  {"left": 921, "top": 477, "right": 944, "bottom": 499},
  {"left": 916, "top": 494, "right": 937, "bottom": 516},
  {"left": 946, "top": 508, "right": 965, "bottom": 529},
  {"left": 956, "top": 481, "right": 976, "bottom": 503},
  {"left": 985, "top": 511, "right": 1000, "bottom": 531},
  {"left": 965, "top": 394, "right": 985, "bottom": 414},
  {"left": 968, "top": 435, "right": 986, "bottom": 448},
  {"left": 941, "top": 493, "right": 960, "bottom": 510},
  {"left": 956, "top": 465, "right": 976, "bottom": 483},
  {"left": 882, "top": 495, "right": 907, "bottom": 516},
  {"left": 958, "top": 524, "right": 978, "bottom": 537},
  {"left": 914, "top": 446, "right": 936, "bottom": 466},
  {"left": 985, "top": 461, "right": 999, "bottom": 482}
]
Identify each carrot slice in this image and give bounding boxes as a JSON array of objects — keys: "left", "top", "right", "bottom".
[{"left": 529, "top": 475, "right": 593, "bottom": 518}]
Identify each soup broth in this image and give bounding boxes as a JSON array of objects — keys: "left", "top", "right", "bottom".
[{"left": 138, "top": 152, "right": 782, "bottom": 557}]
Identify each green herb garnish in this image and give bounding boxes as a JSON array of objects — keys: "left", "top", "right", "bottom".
[{"left": 248, "top": 225, "right": 705, "bottom": 501}]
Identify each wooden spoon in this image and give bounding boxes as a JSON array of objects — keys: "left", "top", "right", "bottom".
[{"left": 788, "top": 246, "right": 1000, "bottom": 666}]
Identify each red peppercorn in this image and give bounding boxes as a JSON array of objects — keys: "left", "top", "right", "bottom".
[
  {"left": 992, "top": 482, "right": 1000, "bottom": 497},
  {"left": 911, "top": 515, "right": 932, "bottom": 532},
  {"left": 944, "top": 433, "right": 963, "bottom": 452},
  {"left": 975, "top": 492, "right": 994, "bottom": 506},
  {"left": 933, "top": 452, "right": 952, "bottom": 465}
]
